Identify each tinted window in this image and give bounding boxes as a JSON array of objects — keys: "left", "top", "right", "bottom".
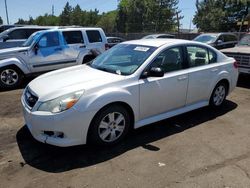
[
  {"left": 38, "top": 32, "right": 59, "bottom": 48},
  {"left": 157, "top": 35, "right": 174, "bottom": 39},
  {"left": 63, "top": 31, "right": 84, "bottom": 44},
  {"left": 86, "top": 30, "right": 102, "bottom": 43},
  {"left": 187, "top": 46, "right": 209, "bottom": 67},
  {"left": 8, "top": 29, "right": 26, "bottom": 39},
  {"left": 25, "top": 29, "right": 43, "bottom": 38},
  {"left": 224, "top": 34, "right": 237, "bottom": 42},
  {"left": 151, "top": 47, "right": 183, "bottom": 73}
]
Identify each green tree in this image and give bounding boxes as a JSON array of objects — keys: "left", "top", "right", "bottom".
[
  {"left": 0, "top": 16, "right": 3, "bottom": 25},
  {"left": 116, "top": 0, "right": 180, "bottom": 33},
  {"left": 194, "top": 0, "right": 249, "bottom": 32},
  {"left": 59, "top": 2, "right": 73, "bottom": 26},
  {"left": 97, "top": 11, "right": 117, "bottom": 33},
  {"left": 71, "top": 4, "right": 82, "bottom": 25}
]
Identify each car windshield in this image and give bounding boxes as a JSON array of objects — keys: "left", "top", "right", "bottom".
[
  {"left": 238, "top": 34, "right": 250, "bottom": 46},
  {"left": 194, "top": 34, "right": 217, "bottom": 43},
  {"left": 22, "top": 32, "right": 41, "bottom": 47},
  {"left": 89, "top": 44, "right": 156, "bottom": 75}
]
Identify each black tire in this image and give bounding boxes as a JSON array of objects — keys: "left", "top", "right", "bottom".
[
  {"left": 88, "top": 105, "right": 131, "bottom": 146},
  {"left": 82, "top": 55, "right": 95, "bottom": 64},
  {"left": 0, "top": 66, "right": 24, "bottom": 89},
  {"left": 209, "top": 82, "right": 228, "bottom": 107}
]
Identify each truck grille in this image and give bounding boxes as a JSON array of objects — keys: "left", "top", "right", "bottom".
[
  {"left": 224, "top": 53, "right": 250, "bottom": 68},
  {"left": 24, "top": 88, "right": 38, "bottom": 108}
]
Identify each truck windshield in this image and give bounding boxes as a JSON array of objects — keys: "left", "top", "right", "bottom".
[
  {"left": 22, "top": 32, "right": 41, "bottom": 47},
  {"left": 238, "top": 34, "right": 250, "bottom": 46},
  {"left": 89, "top": 44, "right": 156, "bottom": 75}
]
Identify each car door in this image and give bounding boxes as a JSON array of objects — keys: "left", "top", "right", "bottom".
[
  {"left": 28, "top": 31, "right": 66, "bottom": 72},
  {"left": 139, "top": 46, "right": 189, "bottom": 120},
  {"left": 185, "top": 45, "right": 219, "bottom": 105},
  {"left": 62, "top": 30, "right": 87, "bottom": 66}
]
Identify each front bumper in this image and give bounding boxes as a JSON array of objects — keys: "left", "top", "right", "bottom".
[{"left": 21, "top": 95, "right": 96, "bottom": 147}]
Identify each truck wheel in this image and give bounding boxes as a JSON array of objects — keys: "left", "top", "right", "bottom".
[
  {"left": 0, "top": 66, "right": 24, "bottom": 89},
  {"left": 89, "top": 105, "right": 131, "bottom": 146}
]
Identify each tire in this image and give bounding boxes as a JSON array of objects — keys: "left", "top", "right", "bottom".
[
  {"left": 209, "top": 82, "right": 228, "bottom": 107},
  {"left": 0, "top": 66, "right": 24, "bottom": 89},
  {"left": 89, "top": 105, "right": 131, "bottom": 146}
]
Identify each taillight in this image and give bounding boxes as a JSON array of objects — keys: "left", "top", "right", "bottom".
[
  {"left": 105, "top": 43, "right": 109, "bottom": 50},
  {"left": 233, "top": 61, "right": 238, "bottom": 69}
]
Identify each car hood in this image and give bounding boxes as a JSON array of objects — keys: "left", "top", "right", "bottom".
[
  {"left": 28, "top": 65, "right": 126, "bottom": 101},
  {"left": 0, "top": 46, "right": 29, "bottom": 54},
  {"left": 221, "top": 46, "right": 250, "bottom": 54},
  {"left": 0, "top": 46, "right": 29, "bottom": 59}
]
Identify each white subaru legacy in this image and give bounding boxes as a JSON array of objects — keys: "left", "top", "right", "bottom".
[{"left": 21, "top": 39, "right": 238, "bottom": 147}]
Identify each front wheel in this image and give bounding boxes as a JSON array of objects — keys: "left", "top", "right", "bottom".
[
  {"left": 210, "top": 82, "right": 227, "bottom": 107},
  {"left": 89, "top": 105, "right": 131, "bottom": 146},
  {"left": 0, "top": 66, "right": 24, "bottom": 89}
]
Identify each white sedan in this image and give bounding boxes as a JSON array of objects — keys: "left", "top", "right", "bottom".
[{"left": 21, "top": 39, "right": 238, "bottom": 147}]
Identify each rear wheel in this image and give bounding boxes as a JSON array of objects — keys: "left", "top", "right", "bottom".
[
  {"left": 0, "top": 66, "right": 24, "bottom": 89},
  {"left": 210, "top": 82, "right": 227, "bottom": 107},
  {"left": 89, "top": 105, "right": 131, "bottom": 146}
]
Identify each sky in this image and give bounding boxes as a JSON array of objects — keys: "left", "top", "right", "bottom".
[{"left": 0, "top": 0, "right": 196, "bottom": 29}]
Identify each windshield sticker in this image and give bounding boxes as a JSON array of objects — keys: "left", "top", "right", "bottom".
[{"left": 134, "top": 46, "right": 150, "bottom": 52}]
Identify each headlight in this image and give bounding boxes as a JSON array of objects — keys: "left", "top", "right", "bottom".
[{"left": 38, "top": 90, "right": 84, "bottom": 113}]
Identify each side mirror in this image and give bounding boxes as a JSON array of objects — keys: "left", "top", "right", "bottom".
[
  {"left": 217, "top": 39, "right": 223, "bottom": 44},
  {"left": 142, "top": 67, "right": 164, "bottom": 78},
  {"left": 2, "top": 35, "right": 9, "bottom": 42},
  {"left": 34, "top": 44, "right": 39, "bottom": 55}
]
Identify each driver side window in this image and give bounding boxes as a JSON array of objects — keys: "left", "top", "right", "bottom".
[
  {"left": 151, "top": 47, "right": 183, "bottom": 73},
  {"left": 38, "top": 32, "right": 59, "bottom": 48}
]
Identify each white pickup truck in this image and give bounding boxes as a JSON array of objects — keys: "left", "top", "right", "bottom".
[{"left": 0, "top": 27, "right": 108, "bottom": 89}]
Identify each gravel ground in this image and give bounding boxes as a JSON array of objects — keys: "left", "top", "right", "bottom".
[{"left": 0, "top": 75, "right": 249, "bottom": 188}]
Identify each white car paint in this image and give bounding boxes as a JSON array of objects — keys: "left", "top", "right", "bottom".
[{"left": 21, "top": 39, "right": 238, "bottom": 147}]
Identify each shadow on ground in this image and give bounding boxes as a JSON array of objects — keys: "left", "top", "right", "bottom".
[
  {"left": 16, "top": 100, "right": 237, "bottom": 173},
  {"left": 237, "top": 74, "right": 250, "bottom": 89}
]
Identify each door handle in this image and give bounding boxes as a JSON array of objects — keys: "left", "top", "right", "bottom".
[
  {"left": 79, "top": 45, "right": 86, "bottom": 48},
  {"left": 54, "top": 47, "right": 62, "bottom": 51},
  {"left": 211, "top": 68, "right": 218, "bottom": 72},
  {"left": 178, "top": 76, "right": 187, "bottom": 81}
]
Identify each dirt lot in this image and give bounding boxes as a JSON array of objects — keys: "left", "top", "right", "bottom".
[{"left": 0, "top": 75, "right": 249, "bottom": 188}]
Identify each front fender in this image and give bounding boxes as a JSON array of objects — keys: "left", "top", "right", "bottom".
[
  {"left": 0, "top": 57, "right": 30, "bottom": 74},
  {"left": 76, "top": 87, "right": 139, "bottom": 123}
]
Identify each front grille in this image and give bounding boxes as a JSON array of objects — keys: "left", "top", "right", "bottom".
[
  {"left": 24, "top": 88, "right": 38, "bottom": 108},
  {"left": 224, "top": 53, "right": 250, "bottom": 68}
]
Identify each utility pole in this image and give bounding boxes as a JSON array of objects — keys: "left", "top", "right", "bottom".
[
  {"left": 52, "top": 5, "right": 55, "bottom": 16},
  {"left": 176, "top": 11, "right": 180, "bottom": 34},
  {"left": 4, "top": 0, "right": 9, "bottom": 24}
]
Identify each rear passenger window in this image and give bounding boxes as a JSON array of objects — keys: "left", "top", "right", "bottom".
[
  {"left": 187, "top": 46, "right": 209, "bottom": 67},
  {"left": 86, "top": 30, "right": 102, "bottom": 43},
  {"left": 63, "top": 31, "right": 84, "bottom": 44},
  {"left": 151, "top": 47, "right": 183, "bottom": 73}
]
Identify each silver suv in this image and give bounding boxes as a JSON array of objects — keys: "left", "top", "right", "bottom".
[{"left": 0, "top": 27, "right": 108, "bottom": 89}]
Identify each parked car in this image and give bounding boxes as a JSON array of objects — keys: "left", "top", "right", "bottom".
[
  {"left": 107, "top": 37, "right": 125, "bottom": 48},
  {"left": 142, "top": 34, "right": 175, "bottom": 39},
  {"left": 0, "top": 25, "right": 21, "bottom": 33},
  {"left": 0, "top": 26, "right": 55, "bottom": 49},
  {"left": 21, "top": 39, "right": 238, "bottom": 147},
  {"left": 0, "top": 27, "right": 108, "bottom": 89},
  {"left": 193, "top": 33, "right": 238, "bottom": 49},
  {"left": 221, "top": 33, "right": 250, "bottom": 74}
]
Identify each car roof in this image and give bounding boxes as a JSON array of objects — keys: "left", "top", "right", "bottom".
[{"left": 123, "top": 39, "right": 202, "bottom": 48}]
